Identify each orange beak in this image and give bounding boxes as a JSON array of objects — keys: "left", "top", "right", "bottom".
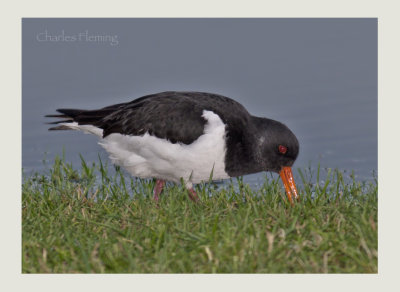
[{"left": 279, "top": 166, "right": 299, "bottom": 205}]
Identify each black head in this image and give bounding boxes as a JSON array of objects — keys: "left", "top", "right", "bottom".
[{"left": 252, "top": 117, "right": 299, "bottom": 173}]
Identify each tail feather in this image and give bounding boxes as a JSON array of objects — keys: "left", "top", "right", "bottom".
[
  {"left": 45, "top": 108, "right": 89, "bottom": 131},
  {"left": 45, "top": 107, "right": 115, "bottom": 134},
  {"left": 44, "top": 114, "right": 69, "bottom": 118},
  {"left": 46, "top": 119, "right": 74, "bottom": 125},
  {"left": 48, "top": 125, "right": 75, "bottom": 131},
  {"left": 55, "top": 109, "right": 87, "bottom": 118}
]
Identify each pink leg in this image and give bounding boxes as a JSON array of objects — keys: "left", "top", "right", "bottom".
[
  {"left": 188, "top": 188, "right": 199, "bottom": 202},
  {"left": 153, "top": 180, "right": 165, "bottom": 202}
]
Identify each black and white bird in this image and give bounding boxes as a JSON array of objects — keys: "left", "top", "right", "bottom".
[{"left": 46, "top": 91, "right": 300, "bottom": 203}]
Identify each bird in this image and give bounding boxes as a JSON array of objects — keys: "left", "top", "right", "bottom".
[{"left": 46, "top": 91, "right": 300, "bottom": 203}]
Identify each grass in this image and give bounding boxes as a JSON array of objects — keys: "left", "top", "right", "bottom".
[{"left": 22, "top": 156, "right": 377, "bottom": 273}]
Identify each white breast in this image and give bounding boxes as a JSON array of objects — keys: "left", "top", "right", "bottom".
[{"left": 62, "top": 110, "right": 230, "bottom": 187}]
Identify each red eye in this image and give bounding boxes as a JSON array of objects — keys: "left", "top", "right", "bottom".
[{"left": 278, "top": 145, "right": 287, "bottom": 154}]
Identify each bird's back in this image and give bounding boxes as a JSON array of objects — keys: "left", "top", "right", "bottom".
[{"left": 48, "top": 91, "right": 252, "bottom": 145}]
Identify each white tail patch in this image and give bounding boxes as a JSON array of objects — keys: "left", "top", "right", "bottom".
[{"left": 59, "top": 122, "right": 103, "bottom": 137}]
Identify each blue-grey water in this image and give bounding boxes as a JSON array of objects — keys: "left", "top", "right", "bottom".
[{"left": 22, "top": 18, "right": 377, "bottom": 188}]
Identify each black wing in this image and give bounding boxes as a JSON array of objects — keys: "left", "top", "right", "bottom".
[{"left": 46, "top": 91, "right": 252, "bottom": 145}]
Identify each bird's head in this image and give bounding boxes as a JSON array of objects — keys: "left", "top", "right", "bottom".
[{"left": 253, "top": 117, "right": 300, "bottom": 204}]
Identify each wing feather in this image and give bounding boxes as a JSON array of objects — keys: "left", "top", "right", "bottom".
[{"left": 45, "top": 91, "right": 251, "bottom": 145}]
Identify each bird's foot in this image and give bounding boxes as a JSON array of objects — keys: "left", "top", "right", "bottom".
[
  {"left": 187, "top": 188, "right": 199, "bottom": 202},
  {"left": 153, "top": 179, "right": 165, "bottom": 202}
]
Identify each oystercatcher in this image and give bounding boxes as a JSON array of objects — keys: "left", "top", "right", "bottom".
[{"left": 46, "top": 91, "right": 299, "bottom": 203}]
